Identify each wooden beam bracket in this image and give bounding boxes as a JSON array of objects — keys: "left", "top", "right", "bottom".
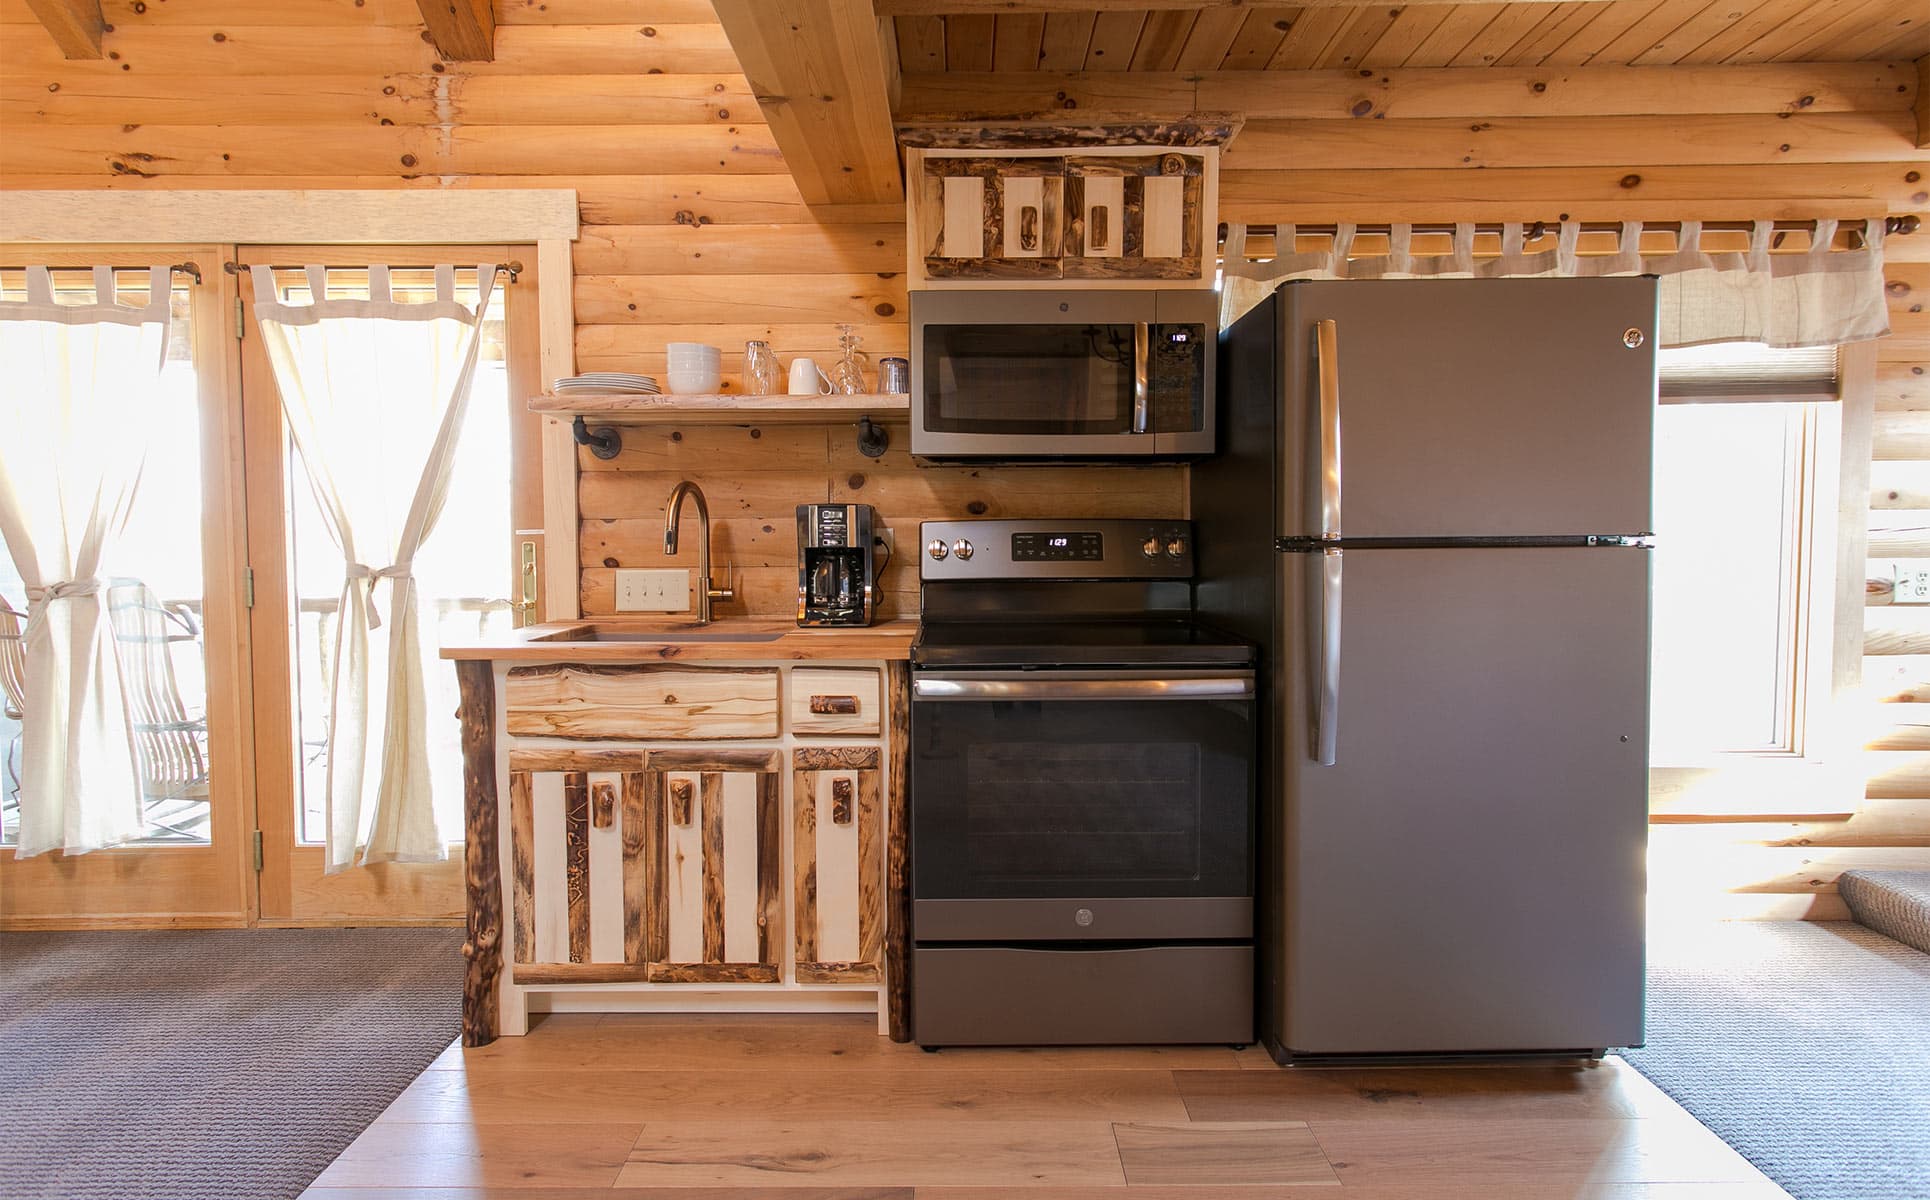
[
  {"left": 414, "top": 0, "right": 495, "bottom": 62},
  {"left": 24, "top": 0, "right": 103, "bottom": 59}
]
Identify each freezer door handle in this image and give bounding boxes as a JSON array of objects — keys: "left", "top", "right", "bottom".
[
  {"left": 1131, "top": 322, "right": 1152, "bottom": 433},
  {"left": 1313, "top": 547, "right": 1342, "bottom": 765},
  {"left": 1315, "top": 318, "right": 1342, "bottom": 539}
]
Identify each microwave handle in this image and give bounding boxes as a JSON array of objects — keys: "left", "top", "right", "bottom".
[{"left": 1131, "top": 322, "right": 1151, "bottom": 434}]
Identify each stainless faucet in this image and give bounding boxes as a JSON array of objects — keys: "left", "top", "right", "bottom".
[{"left": 663, "top": 480, "right": 735, "bottom": 624}]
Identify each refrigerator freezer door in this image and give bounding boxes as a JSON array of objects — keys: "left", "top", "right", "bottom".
[
  {"left": 1276, "top": 277, "right": 1656, "bottom": 540},
  {"left": 1272, "top": 544, "right": 1648, "bottom": 1056}
]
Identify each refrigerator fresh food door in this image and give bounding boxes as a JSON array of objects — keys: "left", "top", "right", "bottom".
[
  {"left": 1277, "top": 277, "right": 1656, "bottom": 540},
  {"left": 1273, "top": 544, "right": 1648, "bottom": 1056}
]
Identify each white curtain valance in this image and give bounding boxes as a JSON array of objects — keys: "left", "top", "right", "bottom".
[
  {"left": 0, "top": 266, "right": 173, "bottom": 857},
  {"left": 251, "top": 263, "right": 497, "bottom": 873},
  {"left": 1220, "top": 219, "right": 1890, "bottom": 350}
]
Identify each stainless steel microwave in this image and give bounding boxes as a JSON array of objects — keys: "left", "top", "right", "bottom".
[{"left": 910, "top": 289, "right": 1217, "bottom": 460}]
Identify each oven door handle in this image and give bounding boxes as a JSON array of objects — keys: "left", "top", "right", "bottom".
[{"left": 913, "top": 674, "right": 1254, "bottom": 701}]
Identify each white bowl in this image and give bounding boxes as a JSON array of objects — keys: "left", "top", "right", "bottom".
[{"left": 667, "top": 366, "right": 723, "bottom": 395}]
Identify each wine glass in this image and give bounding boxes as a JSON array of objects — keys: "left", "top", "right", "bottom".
[{"left": 830, "top": 324, "right": 869, "bottom": 395}]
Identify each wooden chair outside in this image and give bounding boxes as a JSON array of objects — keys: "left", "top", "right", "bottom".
[
  {"left": 0, "top": 597, "right": 25, "bottom": 818},
  {"left": 107, "top": 582, "right": 210, "bottom": 840}
]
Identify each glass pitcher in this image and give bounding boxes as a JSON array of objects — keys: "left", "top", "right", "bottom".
[{"left": 744, "top": 339, "right": 781, "bottom": 396}]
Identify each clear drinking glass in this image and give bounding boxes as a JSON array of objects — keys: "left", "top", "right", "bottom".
[
  {"left": 744, "top": 340, "right": 781, "bottom": 396},
  {"left": 830, "top": 324, "right": 869, "bottom": 395}
]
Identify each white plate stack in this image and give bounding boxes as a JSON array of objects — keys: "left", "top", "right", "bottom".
[{"left": 552, "top": 373, "right": 660, "bottom": 395}]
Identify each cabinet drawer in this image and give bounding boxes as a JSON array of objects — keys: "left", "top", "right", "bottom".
[
  {"left": 506, "top": 664, "right": 779, "bottom": 740},
  {"left": 789, "top": 668, "right": 882, "bottom": 737}
]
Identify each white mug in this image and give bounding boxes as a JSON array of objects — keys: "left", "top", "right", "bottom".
[{"left": 788, "top": 357, "right": 833, "bottom": 396}]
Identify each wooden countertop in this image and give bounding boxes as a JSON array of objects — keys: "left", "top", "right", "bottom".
[{"left": 439, "top": 618, "right": 919, "bottom": 662}]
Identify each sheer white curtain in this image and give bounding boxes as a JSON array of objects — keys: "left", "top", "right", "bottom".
[
  {"left": 251, "top": 264, "right": 498, "bottom": 872},
  {"left": 0, "top": 266, "right": 172, "bottom": 857},
  {"left": 1221, "top": 218, "right": 1890, "bottom": 349}
]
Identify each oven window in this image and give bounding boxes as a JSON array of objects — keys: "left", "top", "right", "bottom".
[
  {"left": 911, "top": 696, "right": 1252, "bottom": 900},
  {"left": 922, "top": 324, "right": 1135, "bottom": 434}
]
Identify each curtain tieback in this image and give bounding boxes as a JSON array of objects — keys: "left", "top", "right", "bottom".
[
  {"left": 344, "top": 562, "right": 413, "bottom": 630},
  {"left": 21, "top": 576, "right": 107, "bottom": 644}
]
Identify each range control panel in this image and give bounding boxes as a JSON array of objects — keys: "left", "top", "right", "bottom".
[{"left": 920, "top": 519, "right": 1193, "bottom": 581}]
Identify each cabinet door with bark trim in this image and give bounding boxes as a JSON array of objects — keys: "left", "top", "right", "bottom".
[
  {"left": 792, "top": 746, "right": 886, "bottom": 983},
  {"left": 1063, "top": 152, "right": 1205, "bottom": 280},
  {"left": 640, "top": 748, "right": 784, "bottom": 983},
  {"left": 503, "top": 749, "right": 652, "bottom": 983}
]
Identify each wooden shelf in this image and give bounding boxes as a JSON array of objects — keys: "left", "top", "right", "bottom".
[{"left": 530, "top": 393, "right": 910, "bottom": 426}]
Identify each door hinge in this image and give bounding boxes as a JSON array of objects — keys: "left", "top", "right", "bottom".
[
  {"left": 251, "top": 829, "right": 264, "bottom": 872},
  {"left": 234, "top": 294, "right": 245, "bottom": 339},
  {"left": 244, "top": 565, "right": 255, "bottom": 609}
]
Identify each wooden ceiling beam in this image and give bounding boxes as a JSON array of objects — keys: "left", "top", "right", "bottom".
[
  {"left": 875, "top": 1, "right": 1609, "bottom": 14},
  {"left": 23, "top": 0, "right": 104, "bottom": 59},
  {"left": 415, "top": 0, "right": 494, "bottom": 62},
  {"left": 712, "top": 0, "right": 905, "bottom": 207}
]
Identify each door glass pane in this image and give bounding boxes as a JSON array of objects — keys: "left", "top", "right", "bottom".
[
  {"left": 1650, "top": 402, "right": 1804, "bottom": 757},
  {"left": 921, "top": 324, "right": 1135, "bottom": 434},
  {"left": 275, "top": 269, "right": 512, "bottom": 845},
  {"left": 0, "top": 271, "right": 207, "bottom": 844}
]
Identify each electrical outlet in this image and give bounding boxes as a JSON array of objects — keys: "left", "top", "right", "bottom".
[
  {"left": 615, "top": 568, "right": 690, "bottom": 612},
  {"left": 1892, "top": 561, "right": 1930, "bottom": 605}
]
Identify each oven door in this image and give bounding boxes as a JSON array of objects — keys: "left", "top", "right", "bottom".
[
  {"left": 910, "top": 669, "right": 1255, "bottom": 942},
  {"left": 910, "top": 290, "right": 1214, "bottom": 459}
]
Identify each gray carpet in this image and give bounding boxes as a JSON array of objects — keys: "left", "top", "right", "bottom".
[
  {"left": 1840, "top": 871, "right": 1930, "bottom": 955},
  {"left": 0, "top": 928, "right": 462, "bottom": 1200},
  {"left": 1619, "top": 921, "right": 1930, "bottom": 1200}
]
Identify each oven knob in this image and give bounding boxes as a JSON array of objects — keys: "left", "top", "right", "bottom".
[
  {"left": 1141, "top": 536, "right": 1160, "bottom": 559},
  {"left": 952, "top": 539, "right": 975, "bottom": 561},
  {"left": 927, "top": 538, "right": 949, "bottom": 561},
  {"left": 1165, "top": 537, "right": 1187, "bottom": 559}
]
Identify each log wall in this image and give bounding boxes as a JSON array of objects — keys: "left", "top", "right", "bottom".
[{"left": 3, "top": 3, "right": 1927, "bottom": 916}]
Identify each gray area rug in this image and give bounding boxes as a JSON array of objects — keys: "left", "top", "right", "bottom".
[
  {"left": 1619, "top": 920, "right": 1930, "bottom": 1200},
  {"left": 0, "top": 928, "right": 462, "bottom": 1200}
]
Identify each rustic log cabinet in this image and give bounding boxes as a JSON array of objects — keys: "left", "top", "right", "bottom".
[{"left": 453, "top": 654, "right": 910, "bottom": 1047}]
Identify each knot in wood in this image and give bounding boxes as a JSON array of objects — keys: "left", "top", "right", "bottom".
[
  {"left": 1619, "top": 174, "right": 1642, "bottom": 189},
  {"left": 1160, "top": 154, "right": 1185, "bottom": 175}
]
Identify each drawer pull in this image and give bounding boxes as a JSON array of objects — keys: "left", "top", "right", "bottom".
[
  {"left": 1019, "top": 205, "right": 1040, "bottom": 252},
  {"left": 671, "top": 778, "right": 693, "bottom": 826},
  {"left": 831, "top": 777, "right": 853, "bottom": 825},
  {"left": 810, "top": 694, "right": 860, "bottom": 715},
  {"left": 591, "top": 780, "right": 616, "bottom": 830}
]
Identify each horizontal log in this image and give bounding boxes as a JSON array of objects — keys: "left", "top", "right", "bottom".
[
  {"left": 505, "top": 663, "right": 780, "bottom": 740},
  {"left": 896, "top": 64, "right": 1914, "bottom": 122},
  {"left": 1870, "top": 462, "right": 1930, "bottom": 507},
  {"left": 1873, "top": 364, "right": 1930, "bottom": 413},
  {"left": 1863, "top": 749, "right": 1930, "bottom": 798},
  {"left": 0, "top": 123, "right": 785, "bottom": 178},
  {"left": 1868, "top": 510, "right": 1930, "bottom": 557},
  {"left": 1864, "top": 653, "right": 1930, "bottom": 701},
  {"left": 575, "top": 428, "right": 831, "bottom": 475},
  {"left": 1649, "top": 825, "right": 1930, "bottom": 892},
  {"left": 0, "top": 23, "right": 740, "bottom": 76},
  {"left": 561, "top": 177, "right": 896, "bottom": 226},
  {"left": 576, "top": 274, "right": 907, "bottom": 327},
  {"left": 1873, "top": 412, "right": 1930, "bottom": 462},
  {"left": 580, "top": 564, "right": 918, "bottom": 621},
  {"left": 645, "top": 747, "right": 782, "bottom": 772},
  {"left": 573, "top": 224, "right": 903, "bottom": 276},
  {"left": 506, "top": 748, "right": 646, "bottom": 773},
  {"left": 1219, "top": 112, "right": 1924, "bottom": 172},
  {"left": 576, "top": 322, "right": 906, "bottom": 367},
  {"left": 1648, "top": 809, "right": 1930, "bottom": 848},
  {"left": 1218, "top": 162, "right": 1928, "bottom": 224},
  {"left": 1865, "top": 604, "right": 1930, "bottom": 655}
]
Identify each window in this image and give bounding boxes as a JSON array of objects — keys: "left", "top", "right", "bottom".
[{"left": 1648, "top": 344, "right": 1842, "bottom": 766}]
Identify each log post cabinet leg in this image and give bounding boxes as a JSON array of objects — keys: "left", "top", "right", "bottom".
[{"left": 457, "top": 659, "right": 907, "bottom": 1046}]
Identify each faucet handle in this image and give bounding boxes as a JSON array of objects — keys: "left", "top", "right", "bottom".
[{"left": 709, "top": 562, "right": 736, "bottom": 604}]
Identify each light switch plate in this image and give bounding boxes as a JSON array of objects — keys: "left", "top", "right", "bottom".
[{"left": 615, "top": 568, "right": 690, "bottom": 612}]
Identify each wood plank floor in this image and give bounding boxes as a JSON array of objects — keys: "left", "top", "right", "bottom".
[{"left": 300, "top": 1014, "right": 1790, "bottom": 1199}]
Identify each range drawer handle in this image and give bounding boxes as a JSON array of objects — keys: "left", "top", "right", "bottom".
[
  {"left": 914, "top": 676, "right": 1253, "bottom": 702},
  {"left": 809, "top": 694, "right": 860, "bottom": 715}
]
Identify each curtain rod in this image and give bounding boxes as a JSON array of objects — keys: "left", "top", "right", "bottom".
[
  {"left": 0, "top": 261, "right": 204, "bottom": 283},
  {"left": 1223, "top": 215, "right": 1919, "bottom": 242},
  {"left": 222, "top": 260, "right": 522, "bottom": 282}
]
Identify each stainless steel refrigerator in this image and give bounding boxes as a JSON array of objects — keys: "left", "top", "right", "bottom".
[{"left": 1194, "top": 277, "right": 1655, "bottom": 1062}]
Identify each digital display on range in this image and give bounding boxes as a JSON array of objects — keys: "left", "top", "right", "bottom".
[{"left": 1012, "top": 531, "right": 1103, "bottom": 561}]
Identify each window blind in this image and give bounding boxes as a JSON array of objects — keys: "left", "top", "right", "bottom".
[{"left": 1658, "top": 342, "right": 1839, "bottom": 403}]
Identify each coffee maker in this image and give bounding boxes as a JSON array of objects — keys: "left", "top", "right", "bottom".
[{"left": 797, "top": 504, "right": 878, "bottom": 627}]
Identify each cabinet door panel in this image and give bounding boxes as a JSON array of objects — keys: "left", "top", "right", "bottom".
[
  {"left": 505, "top": 751, "right": 650, "bottom": 976},
  {"left": 643, "top": 750, "right": 782, "bottom": 983},
  {"left": 794, "top": 746, "right": 885, "bottom": 983}
]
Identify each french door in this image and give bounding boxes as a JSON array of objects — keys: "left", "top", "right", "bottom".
[
  {"left": 238, "top": 244, "right": 544, "bottom": 923},
  {"left": 0, "top": 246, "right": 254, "bottom": 925}
]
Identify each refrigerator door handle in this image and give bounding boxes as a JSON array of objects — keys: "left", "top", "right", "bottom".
[
  {"left": 1315, "top": 318, "right": 1342, "bottom": 539},
  {"left": 1131, "top": 322, "right": 1151, "bottom": 433},
  {"left": 1313, "top": 546, "right": 1342, "bottom": 765}
]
